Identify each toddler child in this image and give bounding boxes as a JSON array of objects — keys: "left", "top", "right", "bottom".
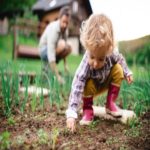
[{"left": 66, "top": 14, "right": 133, "bottom": 132}]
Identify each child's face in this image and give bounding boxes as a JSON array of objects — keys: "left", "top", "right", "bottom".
[{"left": 88, "top": 46, "right": 108, "bottom": 70}]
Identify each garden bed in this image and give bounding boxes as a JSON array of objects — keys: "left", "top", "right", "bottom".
[
  {"left": 0, "top": 98, "right": 149, "bottom": 150},
  {"left": 0, "top": 64, "right": 150, "bottom": 149}
]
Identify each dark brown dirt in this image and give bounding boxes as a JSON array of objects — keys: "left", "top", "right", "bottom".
[{"left": 0, "top": 98, "right": 149, "bottom": 150}]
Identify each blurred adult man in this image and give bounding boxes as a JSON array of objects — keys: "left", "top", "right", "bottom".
[{"left": 39, "top": 6, "right": 72, "bottom": 84}]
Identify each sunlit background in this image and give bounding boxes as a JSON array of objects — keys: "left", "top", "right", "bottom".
[{"left": 90, "top": 0, "right": 150, "bottom": 41}]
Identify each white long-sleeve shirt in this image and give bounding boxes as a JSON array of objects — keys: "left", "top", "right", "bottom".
[{"left": 39, "top": 20, "right": 68, "bottom": 62}]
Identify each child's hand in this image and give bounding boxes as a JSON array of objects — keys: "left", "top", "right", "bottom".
[
  {"left": 126, "top": 75, "right": 133, "bottom": 84},
  {"left": 66, "top": 118, "right": 76, "bottom": 132}
]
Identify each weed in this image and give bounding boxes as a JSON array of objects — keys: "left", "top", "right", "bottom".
[
  {"left": 37, "top": 129, "right": 49, "bottom": 145},
  {"left": 31, "top": 93, "right": 37, "bottom": 112},
  {"left": 127, "top": 117, "right": 140, "bottom": 128},
  {"left": 106, "top": 136, "right": 119, "bottom": 145},
  {"left": 0, "top": 131, "right": 11, "bottom": 150},
  {"left": 12, "top": 135, "right": 25, "bottom": 146},
  {"left": 20, "top": 74, "right": 30, "bottom": 113},
  {"left": 0, "top": 65, "right": 12, "bottom": 116},
  {"left": 119, "top": 145, "right": 128, "bottom": 150},
  {"left": 7, "top": 116, "right": 16, "bottom": 125},
  {"left": 50, "top": 128, "right": 60, "bottom": 150},
  {"left": 123, "top": 125, "right": 140, "bottom": 138},
  {"left": 89, "top": 120, "right": 100, "bottom": 129}
]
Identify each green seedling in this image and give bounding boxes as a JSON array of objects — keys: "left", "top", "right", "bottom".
[
  {"left": 50, "top": 128, "right": 60, "bottom": 150},
  {"left": 106, "top": 136, "right": 119, "bottom": 145},
  {"left": 7, "top": 116, "right": 16, "bottom": 125},
  {"left": 37, "top": 129, "right": 49, "bottom": 145},
  {"left": 0, "top": 131, "right": 11, "bottom": 150}
]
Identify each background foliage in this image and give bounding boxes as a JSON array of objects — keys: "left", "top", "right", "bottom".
[{"left": 0, "top": 0, "right": 36, "bottom": 13}]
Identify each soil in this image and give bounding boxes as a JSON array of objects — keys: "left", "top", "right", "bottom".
[{"left": 0, "top": 97, "right": 149, "bottom": 150}]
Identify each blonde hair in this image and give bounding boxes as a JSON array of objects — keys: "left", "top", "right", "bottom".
[{"left": 80, "top": 14, "right": 114, "bottom": 54}]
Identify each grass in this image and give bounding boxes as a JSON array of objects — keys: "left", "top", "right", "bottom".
[
  {"left": 0, "top": 33, "right": 82, "bottom": 74},
  {"left": 0, "top": 34, "right": 82, "bottom": 116}
]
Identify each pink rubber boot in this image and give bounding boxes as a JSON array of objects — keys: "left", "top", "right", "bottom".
[
  {"left": 106, "top": 84, "right": 122, "bottom": 117},
  {"left": 80, "top": 96, "right": 94, "bottom": 125}
]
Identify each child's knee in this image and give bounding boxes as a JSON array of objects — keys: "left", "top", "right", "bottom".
[
  {"left": 83, "top": 79, "right": 97, "bottom": 96},
  {"left": 111, "top": 64, "right": 124, "bottom": 85},
  {"left": 112, "top": 64, "right": 124, "bottom": 77}
]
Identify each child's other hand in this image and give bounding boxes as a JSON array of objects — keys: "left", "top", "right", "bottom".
[
  {"left": 126, "top": 75, "right": 133, "bottom": 84},
  {"left": 66, "top": 118, "right": 76, "bottom": 133}
]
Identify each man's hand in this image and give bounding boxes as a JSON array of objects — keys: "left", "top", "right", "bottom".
[
  {"left": 49, "top": 61, "right": 65, "bottom": 84},
  {"left": 57, "top": 74, "right": 65, "bottom": 85},
  {"left": 64, "top": 64, "right": 69, "bottom": 74},
  {"left": 66, "top": 118, "right": 76, "bottom": 133},
  {"left": 126, "top": 75, "right": 133, "bottom": 84},
  {"left": 64, "top": 58, "right": 70, "bottom": 74}
]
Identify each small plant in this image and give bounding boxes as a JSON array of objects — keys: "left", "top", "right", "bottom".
[
  {"left": 37, "top": 129, "right": 49, "bottom": 145},
  {"left": 89, "top": 120, "right": 100, "bottom": 129},
  {"left": 20, "top": 74, "right": 30, "bottom": 113},
  {"left": 31, "top": 93, "right": 37, "bottom": 112},
  {"left": 50, "top": 128, "right": 60, "bottom": 150},
  {"left": 7, "top": 116, "right": 16, "bottom": 125},
  {"left": 127, "top": 117, "right": 139, "bottom": 128},
  {"left": 0, "top": 65, "right": 12, "bottom": 116},
  {"left": 106, "top": 136, "right": 119, "bottom": 145},
  {"left": 12, "top": 135, "right": 25, "bottom": 146},
  {"left": 119, "top": 145, "right": 127, "bottom": 150},
  {"left": 123, "top": 124, "right": 141, "bottom": 138},
  {"left": 0, "top": 131, "right": 11, "bottom": 150}
]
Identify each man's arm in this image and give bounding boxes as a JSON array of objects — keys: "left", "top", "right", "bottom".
[
  {"left": 63, "top": 57, "right": 69, "bottom": 73},
  {"left": 49, "top": 61, "right": 64, "bottom": 84},
  {"left": 46, "top": 22, "right": 65, "bottom": 83}
]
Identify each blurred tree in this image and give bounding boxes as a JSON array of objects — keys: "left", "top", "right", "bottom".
[{"left": 0, "top": 0, "right": 36, "bottom": 19}]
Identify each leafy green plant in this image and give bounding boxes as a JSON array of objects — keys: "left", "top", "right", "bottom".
[
  {"left": 13, "top": 135, "right": 25, "bottom": 146},
  {"left": 0, "top": 131, "right": 11, "bottom": 150},
  {"left": 31, "top": 93, "right": 37, "bottom": 112},
  {"left": 7, "top": 116, "right": 16, "bottom": 125},
  {"left": 119, "top": 145, "right": 127, "bottom": 150},
  {"left": 120, "top": 66, "right": 150, "bottom": 117},
  {"left": 37, "top": 129, "right": 49, "bottom": 145},
  {"left": 128, "top": 44, "right": 150, "bottom": 65},
  {"left": 106, "top": 136, "right": 119, "bottom": 145},
  {"left": 0, "top": 63, "right": 12, "bottom": 116},
  {"left": 34, "top": 74, "right": 45, "bottom": 109},
  {"left": 89, "top": 120, "right": 100, "bottom": 129},
  {"left": 124, "top": 126, "right": 140, "bottom": 138},
  {"left": 127, "top": 117, "right": 140, "bottom": 128},
  {"left": 50, "top": 128, "right": 60, "bottom": 150},
  {"left": 11, "top": 72, "right": 20, "bottom": 106},
  {"left": 20, "top": 74, "right": 30, "bottom": 113}
]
